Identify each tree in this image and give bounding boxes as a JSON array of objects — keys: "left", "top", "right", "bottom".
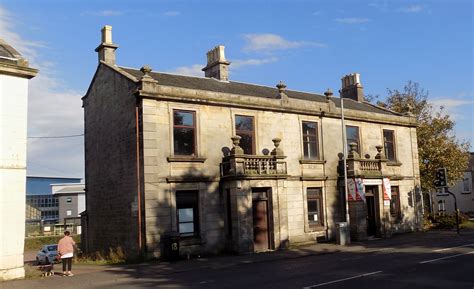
[{"left": 375, "top": 81, "right": 470, "bottom": 191}]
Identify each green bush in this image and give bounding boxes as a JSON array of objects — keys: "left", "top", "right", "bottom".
[
  {"left": 75, "top": 246, "right": 126, "bottom": 265},
  {"left": 433, "top": 213, "right": 469, "bottom": 229}
]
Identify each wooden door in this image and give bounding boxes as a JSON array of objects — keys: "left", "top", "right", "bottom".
[
  {"left": 365, "top": 186, "right": 377, "bottom": 236},
  {"left": 252, "top": 198, "right": 269, "bottom": 251}
]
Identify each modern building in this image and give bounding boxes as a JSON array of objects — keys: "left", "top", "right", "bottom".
[
  {"left": 83, "top": 26, "right": 422, "bottom": 259},
  {"left": 26, "top": 176, "right": 82, "bottom": 223},
  {"left": 432, "top": 153, "right": 474, "bottom": 214},
  {"left": 0, "top": 39, "right": 37, "bottom": 280},
  {"left": 52, "top": 182, "right": 86, "bottom": 223}
]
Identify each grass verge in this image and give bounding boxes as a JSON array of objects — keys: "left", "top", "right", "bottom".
[{"left": 25, "top": 235, "right": 81, "bottom": 251}]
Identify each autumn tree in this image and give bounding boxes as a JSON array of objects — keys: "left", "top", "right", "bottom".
[{"left": 375, "top": 81, "right": 470, "bottom": 191}]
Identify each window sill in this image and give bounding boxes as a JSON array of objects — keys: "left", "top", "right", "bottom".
[
  {"left": 307, "top": 226, "right": 325, "bottom": 233},
  {"left": 167, "top": 156, "right": 206, "bottom": 163},
  {"left": 386, "top": 161, "right": 402, "bottom": 166},
  {"left": 299, "top": 159, "right": 326, "bottom": 164},
  {"left": 179, "top": 236, "right": 204, "bottom": 246}
]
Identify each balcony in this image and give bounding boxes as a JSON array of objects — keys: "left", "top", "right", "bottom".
[
  {"left": 344, "top": 143, "right": 402, "bottom": 178},
  {"left": 220, "top": 136, "right": 288, "bottom": 179}
]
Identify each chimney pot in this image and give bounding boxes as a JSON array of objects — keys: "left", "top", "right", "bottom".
[
  {"left": 202, "top": 45, "right": 231, "bottom": 81},
  {"left": 340, "top": 73, "right": 364, "bottom": 102},
  {"left": 95, "top": 25, "right": 119, "bottom": 65}
]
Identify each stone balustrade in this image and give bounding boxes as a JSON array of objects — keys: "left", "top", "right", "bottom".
[{"left": 221, "top": 136, "right": 288, "bottom": 178}]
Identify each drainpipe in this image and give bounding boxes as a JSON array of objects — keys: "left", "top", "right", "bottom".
[
  {"left": 136, "top": 103, "right": 143, "bottom": 255},
  {"left": 320, "top": 113, "right": 329, "bottom": 240}
]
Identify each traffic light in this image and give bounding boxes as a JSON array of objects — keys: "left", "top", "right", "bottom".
[{"left": 434, "top": 168, "right": 448, "bottom": 188}]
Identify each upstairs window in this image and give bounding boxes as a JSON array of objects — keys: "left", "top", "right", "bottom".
[
  {"left": 383, "top": 130, "right": 396, "bottom": 161},
  {"left": 176, "top": 191, "right": 199, "bottom": 237},
  {"left": 173, "top": 110, "right": 196, "bottom": 156},
  {"left": 235, "top": 115, "right": 255, "bottom": 154},
  {"left": 302, "top": 121, "right": 319, "bottom": 160},
  {"left": 346, "top": 126, "right": 360, "bottom": 154},
  {"left": 307, "top": 188, "right": 324, "bottom": 229}
]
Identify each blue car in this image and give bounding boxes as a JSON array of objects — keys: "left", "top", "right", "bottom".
[{"left": 36, "top": 244, "right": 58, "bottom": 265}]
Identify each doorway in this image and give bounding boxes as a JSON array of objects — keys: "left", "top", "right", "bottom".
[
  {"left": 252, "top": 188, "right": 271, "bottom": 251},
  {"left": 365, "top": 186, "right": 377, "bottom": 237}
]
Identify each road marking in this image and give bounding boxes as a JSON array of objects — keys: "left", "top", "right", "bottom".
[
  {"left": 433, "top": 243, "right": 474, "bottom": 252},
  {"left": 302, "top": 271, "right": 383, "bottom": 288},
  {"left": 419, "top": 251, "right": 474, "bottom": 264}
]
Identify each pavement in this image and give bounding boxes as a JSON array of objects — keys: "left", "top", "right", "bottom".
[{"left": 2, "top": 229, "right": 474, "bottom": 289}]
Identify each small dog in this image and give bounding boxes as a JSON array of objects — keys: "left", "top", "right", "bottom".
[{"left": 39, "top": 264, "right": 54, "bottom": 278}]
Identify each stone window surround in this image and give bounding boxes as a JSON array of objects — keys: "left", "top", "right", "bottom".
[
  {"left": 172, "top": 109, "right": 197, "bottom": 156},
  {"left": 382, "top": 129, "right": 397, "bottom": 162},
  {"left": 346, "top": 125, "right": 361, "bottom": 154},
  {"left": 170, "top": 183, "right": 206, "bottom": 245},
  {"left": 234, "top": 114, "right": 256, "bottom": 155},
  {"left": 303, "top": 185, "right": 326, "bottom": 233},
  {"left": 169, "top": 105, "right": 202, "bottom": 159},
  {"left": 301, "top": 120, "right": 320, "bottom": 161}
]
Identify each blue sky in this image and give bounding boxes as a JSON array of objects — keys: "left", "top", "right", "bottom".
[{"left": 1, "top": 0, "right": 472, "bottom": 177}]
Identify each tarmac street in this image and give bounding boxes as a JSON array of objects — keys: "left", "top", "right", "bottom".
[{"left": 3, "top": 229, "right": 474, "bottom": 289}]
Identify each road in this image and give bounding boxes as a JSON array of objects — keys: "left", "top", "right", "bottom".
[{"left": 3, "top": 230, "right": 474, "bottom": 289}]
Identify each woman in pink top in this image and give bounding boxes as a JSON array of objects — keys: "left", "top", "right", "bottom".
[{"left": 58, "top": 231, "right": 76, "bottom": 276}]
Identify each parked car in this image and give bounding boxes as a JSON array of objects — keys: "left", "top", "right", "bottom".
[{"left": 36, "top": 244, "right": 58, "bottom": 265}]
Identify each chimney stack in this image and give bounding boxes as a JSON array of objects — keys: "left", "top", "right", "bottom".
[
  {"left": 95, "top": 25, "right": 119, "bottom": 65},
  {"left": 340, "top": 73, "right": 364, "bottom": 102},
  {"left": 202, "top": 45, "right": 230, "bottom": 81}
]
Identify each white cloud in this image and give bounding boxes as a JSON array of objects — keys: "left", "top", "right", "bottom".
[
  {"left": 430, "top": 96, "right": 474, "bottom": 123},
  {"left": 334, "top": 18, "right": 371, "bottom": 24},
  {"left": 231, "top": 57, "right": 278, "bottom": 69},
  {"left": 84, "top": 10, "right": 123, "bottom": 17},
  {"left": 0, "top": 6, "right": 84, "bottom": 177},
  {"left": 164, "top": 11, "right": 180, "bottom": 17},
  {"left": 398, "top": 5, "right": 424, "bottom": 13},
  {"left": 431, "top": 98, "right": 474, "bottom": 109},
  {"left": 168, "top": 64, "right": 203, "bottom": 77},
  {"left": 242, "top": 33, "right": 326, "bottom": 52}
]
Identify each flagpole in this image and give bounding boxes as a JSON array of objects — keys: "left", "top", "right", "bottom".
[{"left": 341, "top": 97, "right": 351, "bottom": 232}]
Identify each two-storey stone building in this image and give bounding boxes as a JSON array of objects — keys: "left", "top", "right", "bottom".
[{"left": 83, "top": 26, "right": 422, "bottom": 258}]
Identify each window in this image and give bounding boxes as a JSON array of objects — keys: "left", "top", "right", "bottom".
[
  {"left": 235, "top": 115, "right": 255, "bottom": 154},
  {"left": 383, "top": 130, "right": 396, "bottom": 161},
  {"left": 66, "top": 197, "right": 72, "bottom": 203},
  {"left": 176, "top": 191, "right": 199, "bottom": 237},
  {"left": 66, "top": 210, "right": 72, "bottom": 216},
  {"left": 390, "top": 186, "right": 401, "bottom": 219},
  {"left": 173, "top": 110, "right": 196, "bottom": 156},
  {"left": 302, "top": 121, "right": 319, "bottom": 159},
  {"left": 346, "top": 126, "right": 360, "bottom": 154},
  {"left": 463, "top": 178, "right": 470, "bottom": 193},
  {"left": 307, "top": 188, "right": 324, "bottom": 229}
]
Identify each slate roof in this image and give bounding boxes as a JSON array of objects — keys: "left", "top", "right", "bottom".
[{"left": 120, "top": 67, "right": 398, "bottom": 116}]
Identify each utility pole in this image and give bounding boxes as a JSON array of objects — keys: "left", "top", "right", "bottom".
[{"left": 341, "top": 98, "right": 351, "bottom": 233}]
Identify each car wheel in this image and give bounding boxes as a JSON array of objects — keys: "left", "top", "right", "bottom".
[{"left": 36, "top": 257, "right": 41, "bottom": 265}]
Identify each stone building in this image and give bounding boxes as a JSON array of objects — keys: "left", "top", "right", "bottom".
[
  {"left": 0, "top": 39, "right": 37, "bottom": 280},
  {"left": 83, "top": 26, "right": 422, "bottom": 259}
]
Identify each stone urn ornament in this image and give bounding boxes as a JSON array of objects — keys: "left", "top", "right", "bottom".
[{"left": 230, "top": 136, "right": 244, "bottom": 155}]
